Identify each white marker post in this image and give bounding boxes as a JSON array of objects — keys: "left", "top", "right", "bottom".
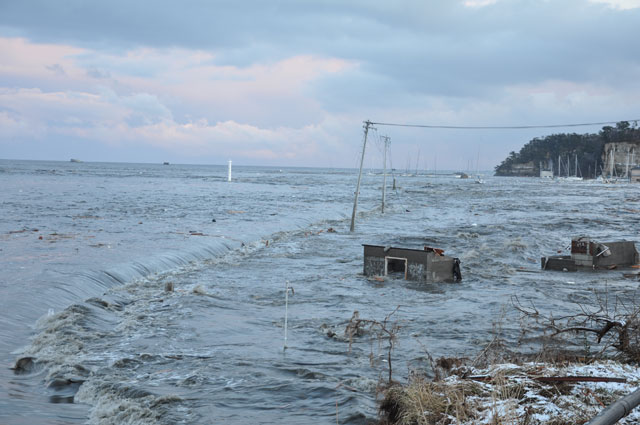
[
  {"left": 284, "top": 280, "right": 291, "bottom": 350},
  {"left": 228, "top": 160, "right": 232, "bottom": 182}
]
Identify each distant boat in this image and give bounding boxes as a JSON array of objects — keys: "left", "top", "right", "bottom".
[
  {"left": 70, "top": 158, "right": 82, "bottom": 163},
  {"left": 163, "top": 162, "right": 170, "bottom": 165},
  {"left": 474, "top": 152, "right": 484, "bottom": 184},
  {"left": 556, "top": 154, "right": 583, "bottom": 181}
]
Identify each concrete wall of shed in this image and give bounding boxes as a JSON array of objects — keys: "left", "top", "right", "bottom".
[
  {"left": 427, "top": 255, "right": 456, "bottom": 282},
  {"left": 407, "top": 262, "right": 425, "bottom": 281},
  {"left": 594, "top": 241, "right": 639, "bottom": 267},
  {"left": 542, "top": 256, "right": 577, "bottom": 271},
  {"left": 364, "top": 255, "right": 386, "bottom": 276}
]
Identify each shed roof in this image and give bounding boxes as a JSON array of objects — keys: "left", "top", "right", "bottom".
[{"left": 362, "top": 244, "right": 428, "bottom": 254}]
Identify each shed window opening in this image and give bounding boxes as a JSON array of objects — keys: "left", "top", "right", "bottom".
[{"left": 385, "top": 257, "right": 408, "bottom": 279}]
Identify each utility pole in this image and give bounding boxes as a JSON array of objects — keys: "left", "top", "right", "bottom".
[
  {"left": 381, "top": 136, "right": 390, "bottom": 214},
  {"left": 350, "top": 120, "right": 373, "bottom": 232}
]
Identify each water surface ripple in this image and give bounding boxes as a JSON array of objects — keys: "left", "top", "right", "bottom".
[{"left": 1, "top": 160, "right": 639, "bottom": 424}]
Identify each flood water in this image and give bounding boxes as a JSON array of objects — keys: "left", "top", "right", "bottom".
[{"left": 1, "top": 159, "right": 639, "bottom": 424}]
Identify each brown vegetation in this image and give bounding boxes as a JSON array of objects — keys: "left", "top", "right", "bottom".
[{"left": 373, "top": 291, "right": 640, "bottom": 425}]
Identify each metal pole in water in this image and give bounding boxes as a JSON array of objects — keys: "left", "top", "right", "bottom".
[
  {"left": 284, "top": 281, "right": 289, "bottom": 350},
  {"left": 381, "top": 135, "right": 390, "bottom": 214},
  {"left": 350, "top": 120, "right": 372, "bottom": 232},
  {"left": 228, "top": 160, "right": 232, "bottom": 182}
]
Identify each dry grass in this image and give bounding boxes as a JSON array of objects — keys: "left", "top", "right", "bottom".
[
  {"left": 489, "top": 370, "right": 526, "bottom": 402},
  {"left": 375, "top": 358, "right": 639, "bottom": 425},
  {"left": 379, "top": 379, "right": 482, "bottom": 425},
  {"left": 486, "top": 369, "right": 526, "bottom": 424}
]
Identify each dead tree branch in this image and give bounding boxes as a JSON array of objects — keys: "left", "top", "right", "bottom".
[
  {"left": 345, "top": 306, "right": 401, "bottom": 384},
  {"left": 512, "top": 291, "right": 640, "bottom": 363}
]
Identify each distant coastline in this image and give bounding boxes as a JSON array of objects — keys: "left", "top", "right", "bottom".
[{"left": 494, "top": 121, "right": 640, "bottom": 177}]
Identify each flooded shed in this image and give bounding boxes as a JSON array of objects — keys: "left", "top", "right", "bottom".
[
  {"left": 363, "top": 245, "right": 461, "bottom": 283},
  {"left": 542, "top": 237, "right": 640, "bottom": 271}
]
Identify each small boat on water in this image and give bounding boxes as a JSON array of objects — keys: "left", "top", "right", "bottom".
[
  {"left": 163, "top": 162, "right": 170, "bottom": 165},
  {"left": 69, "top": 158, "right": 82, "bottom": 163}
]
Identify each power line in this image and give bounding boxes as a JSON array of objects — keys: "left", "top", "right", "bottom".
[{"left": 368, "top": 119, "right": 640, "bottom": 130}]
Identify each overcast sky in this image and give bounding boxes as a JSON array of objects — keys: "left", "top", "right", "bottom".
[{"left": 1, "top": 0, "right": 639, "bottom": 169}]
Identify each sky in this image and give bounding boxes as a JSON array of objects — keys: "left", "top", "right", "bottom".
[{"left": 1, "top": 0, "right": 640, "bottom": 170}]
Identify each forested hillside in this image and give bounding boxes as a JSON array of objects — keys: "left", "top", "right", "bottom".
[{"left": 494, "top": 121, "right": 640, "bottom": 177}]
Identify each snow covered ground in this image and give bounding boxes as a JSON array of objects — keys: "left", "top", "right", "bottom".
[{"left": 382, "top": 361, "right": 640, "bottom": 424}]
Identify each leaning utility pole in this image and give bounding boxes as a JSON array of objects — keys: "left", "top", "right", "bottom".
[
  {"left": 381, "top": 135, "right": 390, "bottom": 214},
  {"left": 350, "top": 120, "right": 373, "bottom": 232}
]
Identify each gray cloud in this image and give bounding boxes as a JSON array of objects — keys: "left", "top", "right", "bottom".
[
  {"left": 2, "top": 1, "right": 639, "bottom": 97},
  {"left": 46, "top": 63, "right": 66, "bottom": 76}
]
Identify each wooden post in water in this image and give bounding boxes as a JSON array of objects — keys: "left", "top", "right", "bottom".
[
  {"left": 381, "top": 135, "right": 390, "bottom": 214},
  {"left": 350, "top": 121, "right": 372, "bottom": 232}
]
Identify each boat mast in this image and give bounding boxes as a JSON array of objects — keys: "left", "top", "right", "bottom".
[
  {"left": 609, "top": 146, "right": 616, "bottom": 178},
  {"left": 611, "top": 146, "right": 616, "bottom": 178},
  {"left": 381, "top": 135, "right": 389, "bottom": 213},
  {"left": 626, "top": 147, "right": 630, "bottom": 179}
]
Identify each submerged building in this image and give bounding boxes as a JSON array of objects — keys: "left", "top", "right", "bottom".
[
  {"left": 542, "top": 237, "right": 639, "bottom": 271},
  {"left": 363, "top": 245, "right": 461, "bottom": 283}
]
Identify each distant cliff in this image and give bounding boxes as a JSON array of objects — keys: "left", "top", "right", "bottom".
[{"left": 494, "top": 121, "right": 640, "bottom": 177}]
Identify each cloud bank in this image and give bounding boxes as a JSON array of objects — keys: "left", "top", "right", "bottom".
[{"left": 1, "top": 1, "right": 639, "bottom": 168}]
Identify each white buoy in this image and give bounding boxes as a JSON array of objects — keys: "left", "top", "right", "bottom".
[{"left": 228, "top": 160, "right": 232, "bottom": 182}]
